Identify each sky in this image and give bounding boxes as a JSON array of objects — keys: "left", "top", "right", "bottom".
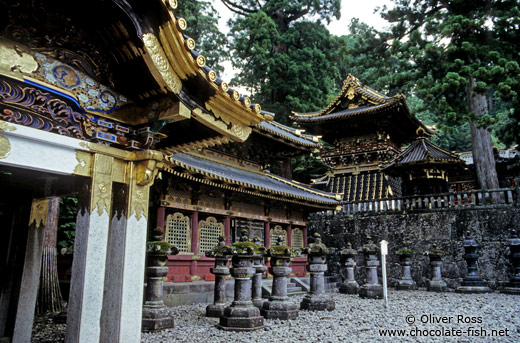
[{"left": 212, "top": 0, "right": 393, "bottom": 87}]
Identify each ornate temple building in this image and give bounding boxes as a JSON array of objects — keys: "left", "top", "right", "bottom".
[
  {"left": 382, "top": 137, "right": 465, "bottom": 195},
  {"left": 156, "top": 119, "right": 340, "bottom": 282},
  {"left": 0, "top": 0, "right": 339, "bottom": 341},
  {"left": 291, "top": 74, "right": 433, "bottom": 203}
]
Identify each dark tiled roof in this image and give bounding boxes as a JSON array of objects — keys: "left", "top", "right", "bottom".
[
  {"left": 290, "top": 74, "right": 433, "bottom": 137},
  {"left": 383, "top": 138, "right": 463, "bottom": 170},
  {"left": 327, "top": 171, "right": 399, "bottom": 202},
  {"left": 292, "top": 101, "right": 400, "bottom": 123},
  {"left": 256, "top": 121, "right": 320, "bottom": 147},
  {"left": 164, "top": 152, "right": 340, "bottom": 206}
]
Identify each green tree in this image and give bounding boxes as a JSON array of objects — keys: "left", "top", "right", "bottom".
[
  {"left": 225, "top": 0, "right": 342, "bottom": 123},
  {"left": 176, "top": 0, "right": 228, "bottom": 72},
  {"left": 382, "top": 0, "right": 520, "bottom": 189}
]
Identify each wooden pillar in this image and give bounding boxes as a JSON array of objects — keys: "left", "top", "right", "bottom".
[
  {"left": 264, "top": 221, "right": 271, "bottom": 247},
  {"left": 303, "top": 227, "right": 308, "bottom": 247},
  {"left": 191, "top": 211, "right": 199, "bottom": 253},
  {"left": 224, "top": 215, "right": 231, "bottom": 245},
  {"left": 11, "top": 198, "right": 47, "bottom": 343},
  {"left": 156, "top": 206, "right": 166, "bottom": 232},
  {"left": 286, "top": 224, "right": 292, "bottom": 248}
]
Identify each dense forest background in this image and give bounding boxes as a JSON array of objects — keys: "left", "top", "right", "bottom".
[{"left": 176, "top": 0, "right": 519, "bottom": 187}]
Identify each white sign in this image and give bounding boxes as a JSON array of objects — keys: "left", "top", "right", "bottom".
[{"left": 380, "top": 240, "right": 388, "bottom": 255}]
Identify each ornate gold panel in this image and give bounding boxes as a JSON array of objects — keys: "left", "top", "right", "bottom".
[{"left": 29, "top": 198, "right": 49, "bottom": 229}]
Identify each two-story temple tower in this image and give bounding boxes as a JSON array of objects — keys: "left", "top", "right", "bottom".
[{"left": 291, "top": 74, "right": 433, "bottom": 202}]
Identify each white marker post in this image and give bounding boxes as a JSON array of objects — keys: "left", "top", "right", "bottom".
[{"left": 380, "top": 240, "right": 388, "bottom": 308}]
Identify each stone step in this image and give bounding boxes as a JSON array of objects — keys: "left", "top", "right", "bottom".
[{"left": 287, "top": 286, "right": 302, "bottom": 292}]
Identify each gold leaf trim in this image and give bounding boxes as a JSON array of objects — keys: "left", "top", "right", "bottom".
[
  {"left": 185, "top": 38, "right": 195, "bottom": 50},
  {"left": 168, "top": 0, "right": 178, "bottom": 9},
  {"left": 143, "top": 33, "right": 182, "bottom": 94},
  {"left": 195, "top": 55, "right": 206, "bottom": 67},
  {"left": 0, "top": 136, "right": 11, "bottom": 159},
  {"left": 29, "top": 198, "right": 49, "bottom": 229},
  {"left": 207, "top": 70, "right": 217, "bottom": 82},
  {"left": 177, "top": 18, "right": 187, "bottom": 31},
  {"left": 220, "top": 82, "right": 229, "bottom": 92},
  {"left": 243, "top": 97, "right": 251, "bottom": 108}
]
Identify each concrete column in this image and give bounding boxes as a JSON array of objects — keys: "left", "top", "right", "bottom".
[
  {"left": 224, "top": 216, "right": 231, "bottom": 245},
  {"left": 264, "top": 222, "right": 270, "bottom": 247},
  {"left": 191, "top": 212, "right": 199, "bottom": 253},
  {"left": 66, "top": 153, "right": 114, "bottom": 343},
  {"left": 11, "top": 198, "right": 47, "bottom": 343}
]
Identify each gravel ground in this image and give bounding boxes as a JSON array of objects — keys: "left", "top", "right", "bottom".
[{"left": 32, "top": 290, "right": 520, "bottom": 343}]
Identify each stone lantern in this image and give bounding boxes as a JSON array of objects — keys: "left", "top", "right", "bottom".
[
  {"left": 300, "top": 233, "right": 335, "bottom": 311},
  {"left": 205, "top": 236, "right": 232, "bottom": 317},
  {"left": 502, "top": 230, "right": 520, "bottom": 294},
  {"left": 456, "top": 232, "right": 491, "bottom": 293},
  {"left": 252, "top": 236, "right": 267, "bottom": 309},
  {"left": 426, "top": 246, "right": 448, "bottom": 292},
  {"left": 359, "top": 235, "right": 383, "bottom": 299},
  {"left": 396, "top": 245, "right": 417, "bottom": 290},
  {"left": 339, "top": 242, "right": 359, "bottom": 294},
  {"left": 218, "top": 230, "right": 264, "bottom": 331},
  {"left": 142, "top": 227, "right": 179, "bottom": 331},
  {"left": 261, "top": 236, "right": 299, "bottom": 319}
]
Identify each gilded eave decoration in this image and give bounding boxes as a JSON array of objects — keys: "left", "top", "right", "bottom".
[{"left": 141, "top": 0, "right": 267, "bottom": 142}]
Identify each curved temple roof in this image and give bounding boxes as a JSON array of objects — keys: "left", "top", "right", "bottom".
[
  {"left": 164, "top": 152, "right": 341, "bottom": 207},
  {"left": 290, "top": 74, "right": 433, "bottom": 140},
  {"left": 383, "top": 137, "right": 464, "bottom": 171},
  {"left": 256, "top": 120, "right": 321, "bottom": 148}
]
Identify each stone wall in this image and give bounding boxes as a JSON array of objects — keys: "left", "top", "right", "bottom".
[{"left": 308, "top": 207, "right": 520, "bottom": 290}]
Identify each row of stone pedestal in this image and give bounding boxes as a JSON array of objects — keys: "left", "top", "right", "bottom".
[
  {"left": 338, "top": 231, "right": 520, "bottom": 297},
  {"left": 205, "top": 232, "right": 335, "bottom": 331}
]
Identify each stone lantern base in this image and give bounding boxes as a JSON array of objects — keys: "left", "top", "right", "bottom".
[
  {"left": 339, "top": 281, "right": 359, "bottom": 294},
  {"left": 397, "top": 278, "right": 417, "bottom": 290},
  {"left": 142, "top": 306, "right": 174, "bottom": 332},
  {"left": 218, "top": 306, "right": 264, "bottom": 331},
  {"left": 300, "top": 294, "right": 335, "bottom": 311},
  {"left": 359, "top": 284, "right": 383, "bottom": 299},
  {"left": 427, "top": 279, "right": 448, "bottom": 292},
  {"left": 456, "top": 277, "right": 491, "bottom": 293},
  {"left": 456, "top": 285, "right": 491, "bottom": 293},
  {"left": 501, "top": 287, "right": 520, "bottom": 295},
  {"left": 206, "top": 304, "right": 226, "bottom": 318},
  {"left": 261, "top": 300, "right": 298, "bottom": 319}
]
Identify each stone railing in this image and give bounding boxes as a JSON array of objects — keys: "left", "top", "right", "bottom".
[{"left": 342, "top": 187, "right": 519, "bottom": 215}]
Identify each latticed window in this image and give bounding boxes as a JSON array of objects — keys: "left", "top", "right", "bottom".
[
  {"left": 292, "top": 228, "right": 304, "bottom": 249},
  {"left": 198, "top": 217, "right": 224, "bottom": 253},
  {"left": 165, "top": 212, "right": 191, "bottom": 253},
  {"left": 270, "top": 225, "right": 287, "bottom": 246}
]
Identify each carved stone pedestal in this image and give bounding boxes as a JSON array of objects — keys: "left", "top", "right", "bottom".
[
  {"left": 252, "top": 237, "right": 267, "bottom": 309},
  {"left": 218, "top": 232, "right": 264, "bottom": 331},
  {"left": 300, "top": 233, "right": 335, "bottom": 311},
  {"left": 397, "top": 254, "right": 417, "bottom": 290},
  {"left": 142, "top": 247, "right": 176, "bottom": 331},
  {"left": 427, "top": 252, "right": 447, "bottom": 292},
  {"left": 456, "top": 233, "right": 491, "bottom": 294},
  {"left": 359, "top": 237, "right": 383, "bottom": 299},
  {"left": 502, "top": 230, "right": 520, "bottom": 295},
  {"left": 261, "top": 238, "right": 298, "bottom": 319},
  {"left": 339, "top": 243, "right": 359, "bottom": 294},
  {"left": 205, "top": 237, "right": 232, "bottom": 317}
]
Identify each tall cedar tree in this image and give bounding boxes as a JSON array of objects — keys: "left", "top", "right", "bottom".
[
  {"left": 225, "top": 0, "right": 342, "bottom": 123},
  {"left": 176, "top": 0, "right": 228, "bottom": 72},
  {"left": 383, "top": 0, "right": 520, "bottom": 189}
]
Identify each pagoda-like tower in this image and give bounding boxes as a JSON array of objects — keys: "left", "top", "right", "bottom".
[{"left": 291, "top": 74, "right": 433, "bottom": 202}]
